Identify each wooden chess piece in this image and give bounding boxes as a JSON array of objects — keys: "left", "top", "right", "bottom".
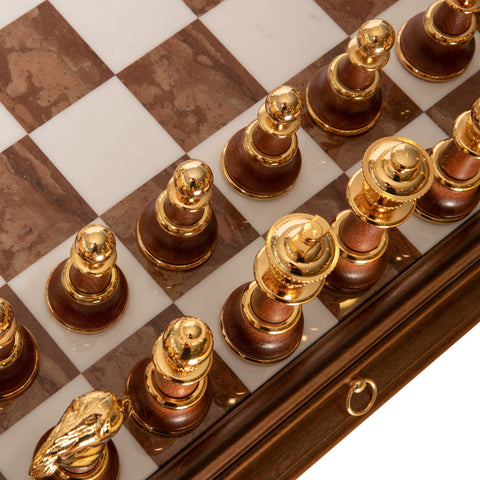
[
  {"left": 306, "top": 19, "right": 395, "bottom": 136},
  {"left": 0, "top": 298, "right": 39, "bottom": 399},
  {"left": 46, "top": 224, "right": 128, "bottom": 333},
  {"left": 221, "top": 85, "right": 304, "bottom": 198},
  {"left": 397, "top": 0, "right": 480, "bottom": 81},
  {"left": 416, "top": 97, "right": 480, "bottom": 222},
  {"left": 127, "top": 316, "right": 213, "bottom": 434},
  {"left": 137, "top": 159, "right": 218, "bottom": 270},
  {"left": 221, "top": 214, "right": 339, "bottom": 364},
  {"left": 30, "top": 390, "right": 131, "bottom": 480},
  {"left": 327, "top": 137, "right": 434, "bottom": 291}
]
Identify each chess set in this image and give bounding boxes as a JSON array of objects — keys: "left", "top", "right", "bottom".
[{"left": 0, "top": 0, "right": 479, "bottom": 479}]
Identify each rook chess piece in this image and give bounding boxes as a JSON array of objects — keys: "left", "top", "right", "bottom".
[
  {"left": 221, "top": 214, "right": 339, "bottom": 364},
  {"left": 126, "top": 316, "right": 213, "bottom": 434},
  {"left": 0, "top": 298, "right": 39, "bottom": 399},
  {"left": 397, "top": 0, "right": 480, "bottom": 81},
  {"left": 30, "top": 390, "right": 131, "bottom": 480},
  {"left": 306, "top": 19, "right": 395, "bottom": 135},
  {"left": 46, "top": 224, "right": 128, "bottom": 333},
  {"left": 137, "top": 160, "right": 218, "bottom": 270},
  {"left": 221, "top": 85, "right": 303, "bottom": 198},
  {"left": 416, "top": 97, "right": 480, "bottom": 222},
  {"left": 328, "top": 137, "right": 433, "bottom": 291}
]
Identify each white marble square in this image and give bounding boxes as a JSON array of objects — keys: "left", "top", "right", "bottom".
[
  {"left": 175, "top": 238, "right": 338, "bottom": 392},
  {"left": 50, "top": 0, "right": 196, "bottom": 74},
  {"left": 394, "top": 113, "right": 449, "bottom": 149},
  {"left": 0, "top": 0, "right": 42, "bottom": 29},
  {"left": 0, "top": 102, "right": 27, "bottom": 153},
  {"left": 189, "top": 100, "right": 342, "bottom": 235},
  {"left": 202, "top": 0, "right": 347, "bottom": 91},
  {"left": 381, "top": 0, "right": 480, "bottom": 111},
  {"left": 9, "top": 219, "right": 172, "bottom": 372},
  {"left": 30, "top": 77, "right": 184, "bottom": 215}
]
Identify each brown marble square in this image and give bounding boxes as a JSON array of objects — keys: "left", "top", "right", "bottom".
[
  {"left": 313, "top": 0, "right": 398, "bottom": 34},
  {"left": 102, "top": 156, "right": 259, "bottom": 301},
  {"left": 118, "top": 19, "right": 267, "bottom": 152},
  {"left": 0, "top": 1, "right": 113, "bottom": 132},
  {"left": 182, "top": 0, "right": 224, "bottom": 16},
  {"left": 0, "top": 285, "right": 79, "bottom": 433},
  {"left": 0, "top": 470, "right": 6, "bottom": 480},
  {"left": 0, "top": 136, "right": 96, "bottom": 281},
  {"left": 287, "top": 39, "right": 421, "bottom": 171},
  {"left": 427, "top": 70, "right": 480, "bottom": 136},
  {"left": 84, "top": 303, "right": 249, "bottom": 467}
]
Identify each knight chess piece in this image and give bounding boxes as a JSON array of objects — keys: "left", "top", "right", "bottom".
[
  {"left": 221, "top": 85, "right": 304, "bottom": 198},
  {"left": 45, "top": 224, "right": 128, "bottom": 333},
  {"left": 397, "top": 0, "right": 480, "bottom": 81},
  {"left": 327, "top": 137, "right": 434, "bottom": 291},
  {"left": 0, "top": 298, "right": 39, "bottom": 399},
  {"left": 416, "top": 97, "right": 480, "bottom": 222},
  {"left": 221, "top": 214, "right": 339, "bottom": 364},
  {"left": 126, "top": 316, "right": 213, "bottom": 434},
  {"left": 29, "top": 391, "right": 131, "bottom": 480},
  {"left": 306, "top": 19, "right": 395, "bottom": 136},
  {"left": 137, "top": 159, "right": 218, "bottom": 270}
]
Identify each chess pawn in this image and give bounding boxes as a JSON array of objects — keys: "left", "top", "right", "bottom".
[
  {"left": 127, "top": 316, "right": 213, "bottom": 434},
  {"left": 328, "top": 137, "right": 434, "bottom": 291},
  {"left": 46, "top": 224, "right": 128, "bottom": 333},
  {"left": 397, "top": 0, "right": 480, "bottom": 81},
  {"left": 137, "top": 159, "right": 218, "bottom": 270},
  {"left": 221, "top": 85, "right": 303, "bottom": 198},
  {"left": 30, "top": 390, "right": 131, "bottom": 480},
  {"left": 0, "top": 298, "right": 39, "bottom": 399},
  {"left": 221, "top": 214, "right": 339, "bottom": 364},
  {"left": 416, "top": 98, "right": 480, "bottom": 222},
  {"left": 306, "top": 19, "right": 395, "bottom": 136}
]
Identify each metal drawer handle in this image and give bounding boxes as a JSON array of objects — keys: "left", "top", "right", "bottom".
[{"left": 346, "top": 378, "right": 377, "bottom": 417}]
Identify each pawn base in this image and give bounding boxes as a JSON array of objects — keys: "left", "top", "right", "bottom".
[
  {"left": 221, "top": 128, "right": 302, "bottom": 199},
  {"left": 46, "top": 261, "right": 128, "bottom": 333},
  {"left": 127, "top": 358, "right": 212, "bottom": 435},
  {"left": 220, "top": 283, "right": 304, "bottom": 364},
  {"left": 0, "top": 326, "right": 39, "bottom": 399}
]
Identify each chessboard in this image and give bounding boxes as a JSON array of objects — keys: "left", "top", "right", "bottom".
[{"left": 0, "top": 1, "right": 479, "bottom": 479}]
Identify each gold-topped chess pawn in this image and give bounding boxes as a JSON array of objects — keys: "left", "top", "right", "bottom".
[
  {"left": 137, "top": 159, "right": 218, "bottom": 270},
  {"left": 46, "top": 224, "right": 128, "bottom": 333},
  {"left": 126, "top": 316, "right": 213, "bottom": 434},
  {"left": 397, "top": 0, "right": 480, "bottom": 81},
  {"left": 30, "top": 391, "right": 131, "bottom": 480},
  {"left": 416, "top": 98, "right": 480, "bottom": 222},
  {"left": 221, "top": 85, "right": 304, "bottom": 198},
  {"left": 0, "top": 298, "right": 39, "bottom": 399},
  {"left": 328, "top": 137, "right": 434, "bottom": 291},
  {"left": 306, "top": 19, "right": 395, "bottom": 136},
  {"left": 221, "top": 214, "right": 339, "bottom": 364}
]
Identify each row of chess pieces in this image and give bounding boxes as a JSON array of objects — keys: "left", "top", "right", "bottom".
[{"left": 1, "top": 1, "right": 480, "bottom": 478}]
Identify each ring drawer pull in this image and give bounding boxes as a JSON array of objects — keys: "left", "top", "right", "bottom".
[{"left": 346, "top": 378, "right": 377, "bottom": 417}]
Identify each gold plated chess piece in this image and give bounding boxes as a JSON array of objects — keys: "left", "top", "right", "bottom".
[
  {"left": 328, "top": 137, "right": 434, "bottom": 291},
  {"left": 30, "top": 391, "right": 131, "bottom": 480},
  {"left": 221, "top": 214, "right": 339, "bottom": 364},
  {"left": 416, "top": 97, "right": 480, "bottom": 222},
  {"left": 221, "top": 85, "right": 304, "bottom": 198},
  {"left": 306, "top": 19, "right": 395, "bottom": 135},
  {"left": 127, "top": 316, "right": 213, "bottom": 434},
  {"left": 46, "top": 224, "right": 128, "bottom": 333},
  {"left": 0, "top": 298, "right": 39, "bottom": 399},
  {"left": 137, "top": 159, "right": 218, "bottom": 270},
  {"left": 397, "top": 0, "right": 480, "bottom": 81}
]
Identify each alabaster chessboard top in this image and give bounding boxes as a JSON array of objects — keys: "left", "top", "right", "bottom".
[{"left": 0, "top": 1, "right": 478, "bottom": 479}]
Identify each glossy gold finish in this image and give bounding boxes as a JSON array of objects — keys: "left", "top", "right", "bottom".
[
  {"left": 454, "top": 99, "right": 480, "bottom": 160},
  {"left": 446, "top": 0, "right": 480, "bottom": 13},
  {"left": 0, "top": 299, "right": 16, "bottom": 359},
  {"left": 346, "top": 378, "right": 378, "bottom": 416},
  {"left": 348, "top": 137, "right": 434, "bottom": 228},
  {"left": 29, "top": 391, "right": 131, "bottom": 478},
  {"left": 254, "top": 214, "right": 339, "bottom": 304}
]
